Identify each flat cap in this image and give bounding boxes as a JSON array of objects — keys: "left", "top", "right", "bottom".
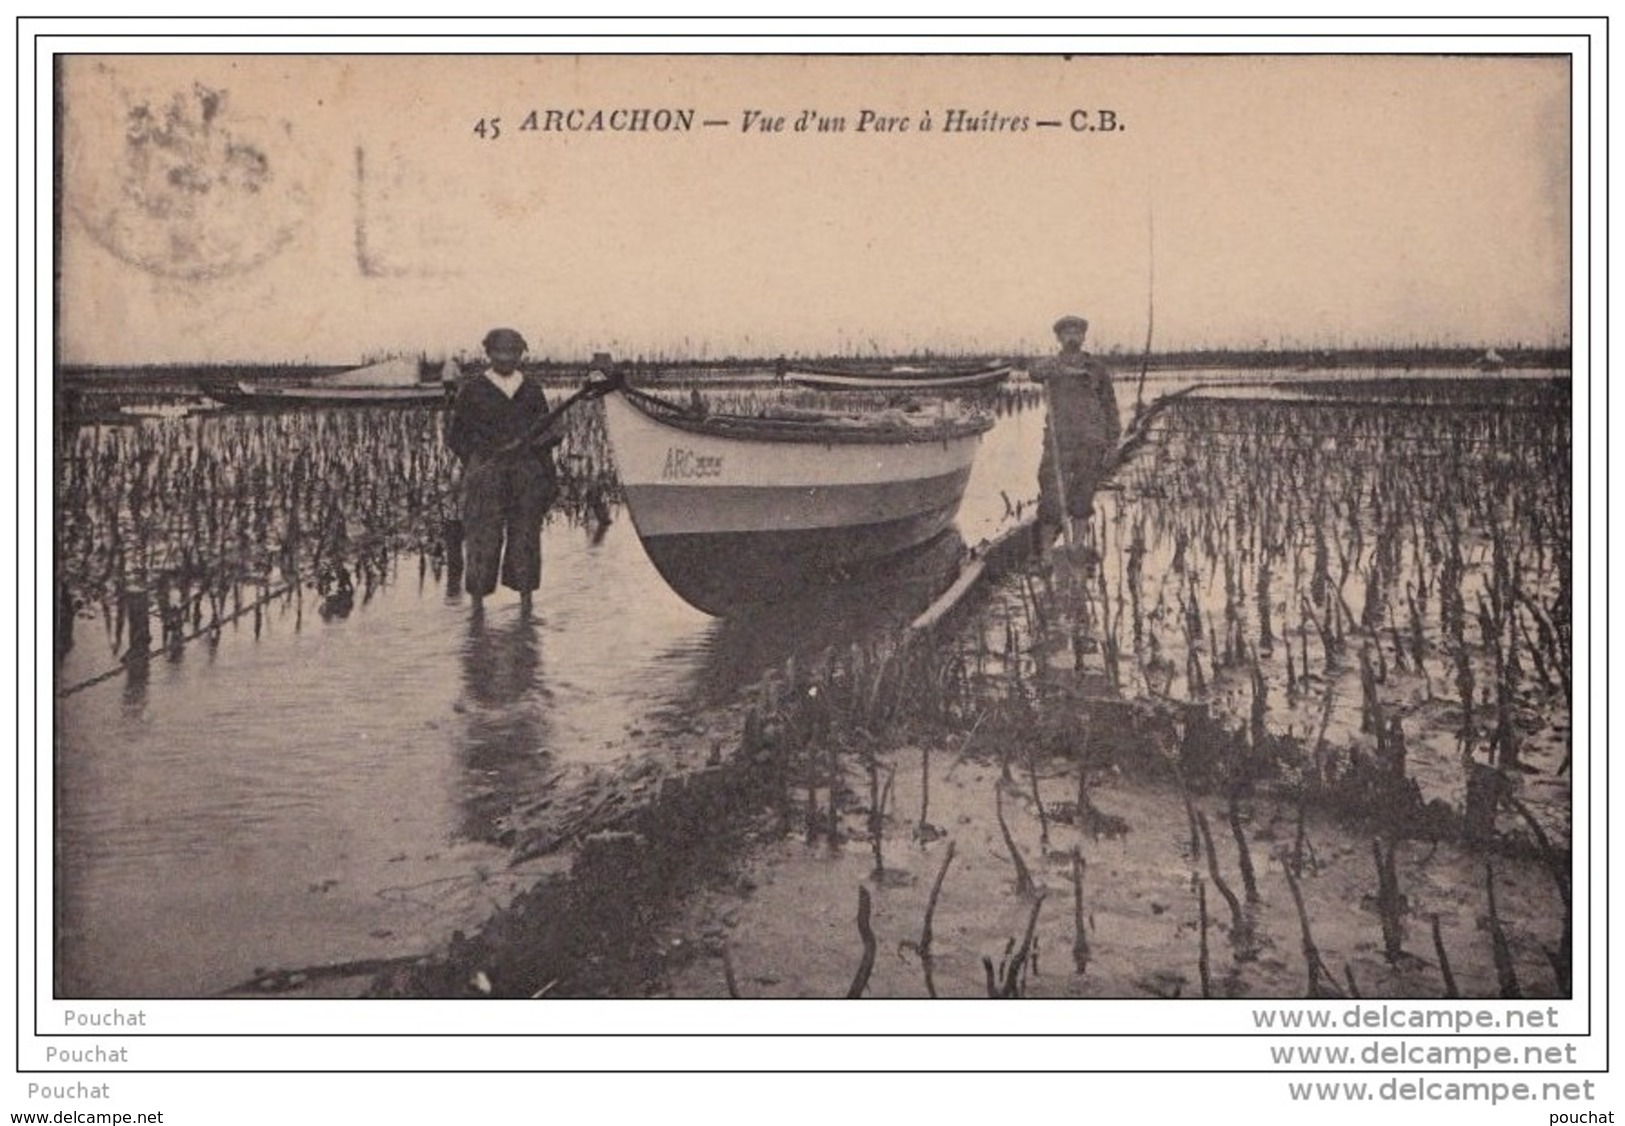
[
  {"left": 482, "top": 327, "right": 529, "bottom": 353},
  {"left": 1053, "top": 315, "right": 1089, "bottom": 333}
]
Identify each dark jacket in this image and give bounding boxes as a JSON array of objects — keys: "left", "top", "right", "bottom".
[
  {"left": 446, "top": 373, "right": 556, "bottom": 469},
  {"left": 446, "top": 373, "right": 559, "bottom": 596},
  {"left": 1031, "top": 350, "right": 1121, "bottom": 454},
  {"left": 1033, "top": 350, "right": 1121, "bottom": 521}
]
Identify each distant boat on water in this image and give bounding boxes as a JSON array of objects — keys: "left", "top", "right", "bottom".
[
  {"left": 201, "top": 356, "right": 451, "bottom": 408},
  {"left": 1476, "top": 348, "right": 1507, "bottom": 372},
  {"left": 781, "top": 360, "right": 1012, "bottom": 393},
  {"left": 117, "top": 401, "right": 210, "bottom": 420}
]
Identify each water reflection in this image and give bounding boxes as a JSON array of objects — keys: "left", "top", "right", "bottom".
[
  {"left": 50, "top": 375, "right": 1574, "bottom": 997},
  {"left": 685, "top": 528, "right": 967, "bottom": 705},
  {"left": 120, "top": 656, "right": 149, "bottom": 716},
  {"left": 455, "top": 607, "right": 553, "bottom": 846}
]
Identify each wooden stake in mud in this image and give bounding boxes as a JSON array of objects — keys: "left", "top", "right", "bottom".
[
  {"left": 1372, "top": 837, "right": 1406, "bottom": 964},
  {"left": 867, "top": 742, "right": 884, "bottom": 877},
  {"left": 1010, "top": 894, "right": 1045, "bottom": 996},
  {"left": 1027, "top": 743, "right": 1051, "bottom": 852},
  {"left": 804, "top": 738, "right": 821, "bottom": 846},
  {"left": 847, "top": 885, "right": 877, "bottom": 999},
  {"left": 122, "top": 589, "right": 152, "bottom": 662},
  {"left": 1133, "top": 208, "right": 1155, "bottom": 419},
  {"left": 826, "top": 729, "right": 841, "bottom": 848},
  {"left": 985, "top": 895, "right": 1047, "bottom": 997},
  {"left": 721, "top": 939, "right": 741, "bottom": 999},
  {"left": 1173, "top": 761, "right": 1201, "bottom": 863},
  {"left": 1227, "top": 794, "right": 1260, "bottom": 904},
  {"left": 1196, "top": 810, "right": 1249, "bottom": 956},
  {"left": 1506, "top": 795, "right": 1571, "bottom": 993},
  {"left": 995, "top": 783, "right": 1038, "bottom": 899},
  {"left": 1463, "top": 761, "right": 1507, "bottom": 846},
  {"left": 900, "top": 841, "right": 957, "bottom": 999},
  {"left": 1430, "top": 914, "right": 1460, "bottom": 999},
  {"left": 1071, "top": 847, "right": 1091, "bottom": 976},
  {"left": 1484, "top": 861, "right": 1522, "bottom": 999},
  {"left": 1196, "top": 877, "right": 1212, "bottom": 998},
  {"left": 1281, "top": 854, "right": 1342, "bottom": 999},
  {"left": 917, "top": 742, "right": 931, "bottom": 838},
  {"left": 1291, "top": 783, "right": 1312, "bottom": 877}
]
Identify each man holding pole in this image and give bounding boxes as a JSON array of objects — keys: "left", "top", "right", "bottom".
[
  {"left": 1032, "top": 314, "right": 1121, "bottom": 558},
  {"left": 445, "top": 327, "right": 561, "bottom": 612}
]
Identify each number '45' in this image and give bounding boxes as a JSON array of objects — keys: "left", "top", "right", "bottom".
[{"left": 473, "top": 117, "right": 501, "bottom": 140}]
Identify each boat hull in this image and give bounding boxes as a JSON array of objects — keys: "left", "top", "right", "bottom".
[
  {"left": 636, "top": 500, "right": 965, "bottom": 615},
  {"left": 602, "top": 391, "right": 986, "bottom": 616},
  {"left": 782, "top": 363, "right": 1011, "bottom": 392},
  {"left": 203, "top": 380, "right": 448, "bottom": 409}
]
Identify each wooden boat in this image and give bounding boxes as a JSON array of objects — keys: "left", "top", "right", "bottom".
[
  {"left": 601, "top": 387, "right": 993, "bottom": 616},
  {"left": 201, "top": 379, "right": 449, "bottom": 408},
  {"left": 201, "top": 356, "right": 452, "bottom": 409},
  {"left": 781, "top": 360, "right": 1012, "bottom": 393},
  {"left": 116, "top": 401, "right": 211, "bottom": 420}
]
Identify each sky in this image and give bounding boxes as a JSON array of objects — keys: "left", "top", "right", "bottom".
[{"left": 56, "top": 52, "right": 1572, "bottom": 365}]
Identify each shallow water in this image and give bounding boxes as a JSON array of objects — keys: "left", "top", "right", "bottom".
[
  {"left": 53, "top": 394, "right": 1046, "bottom": 997},
  {"left": 52, "top": 369, "right": 1570, "bottom": 996}
]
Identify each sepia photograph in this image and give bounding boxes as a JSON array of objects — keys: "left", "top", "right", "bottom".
[{"left": 47, "top": 45, "right": 1580, "bottom": 1015}]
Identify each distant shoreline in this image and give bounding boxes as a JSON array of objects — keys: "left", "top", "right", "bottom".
[{"left": 60, "top": 345, "right": 1572, "bottom": 388}]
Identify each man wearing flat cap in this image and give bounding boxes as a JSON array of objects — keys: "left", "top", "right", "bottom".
[
  {"left": 445, "top": 327, "right": 561, "bottom": 610},
  {"left": 1032, "top": 314, "right": 1121, "bottom": 553}
]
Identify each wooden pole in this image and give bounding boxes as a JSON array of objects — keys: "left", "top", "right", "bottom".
[
  {"left": 1045, "top": 403, "right": 1073, "bottom": 555},
  {"left": 1134, "top": 208, "right": 1156, "bottom": 418}
]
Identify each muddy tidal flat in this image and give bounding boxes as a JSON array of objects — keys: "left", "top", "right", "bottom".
[{"left": 53, "top": 369, "right": 1574, "bottom": 1000}]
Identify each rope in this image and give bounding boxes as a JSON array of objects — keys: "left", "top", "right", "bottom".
[
  {"left": 58, "top": 376, "right": 615, "bottom": 699},
  {"left": 56, "top": 578, "right": 306, "bottom": 698},
  {"left": 55, "top": 479, "right": 464, "bottom": 700},
  {"left": 619, "top": 382, "right": 703, "bottom": 419}
]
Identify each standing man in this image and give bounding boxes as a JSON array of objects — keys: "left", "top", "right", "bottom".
[
  {"left": 1032, "top": 314, "right": 1121, "bottom": 554},
  {"left": 445, "top": 327, "right": 561, "bottom": 612}
]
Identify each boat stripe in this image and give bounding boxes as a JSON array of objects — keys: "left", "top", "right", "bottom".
[{"left": 622, "top": 467, "right": 972, "bottom": 536}]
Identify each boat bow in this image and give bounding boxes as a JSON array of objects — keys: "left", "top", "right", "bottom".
[{"left": 602, "top": 388, "right": 990, "bottom": 615}]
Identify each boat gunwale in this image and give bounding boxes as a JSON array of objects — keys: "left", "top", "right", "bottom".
[{"left": 615, "top": 387, "right": 994, "bottom": 446}]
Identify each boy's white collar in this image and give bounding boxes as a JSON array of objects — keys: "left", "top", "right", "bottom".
[{"left": 484, "top": 368, "right": 524, "bottom": 398}]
